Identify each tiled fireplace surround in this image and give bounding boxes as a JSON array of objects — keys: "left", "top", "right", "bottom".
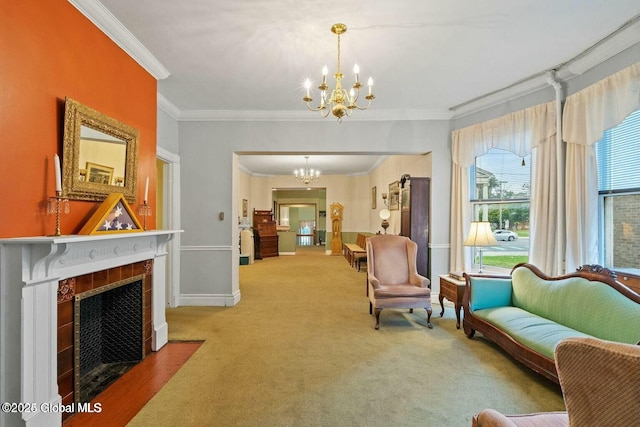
[
  {"left": 0, "top": 231, "right": 179, "bottom": 427},
  {"left": 57, "top": 260, "right": 153, "bottom": 412}
]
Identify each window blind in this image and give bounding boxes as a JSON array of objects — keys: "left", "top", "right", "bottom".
[{"left": 596, "top": 109, "right": 640, "bottom": 193}]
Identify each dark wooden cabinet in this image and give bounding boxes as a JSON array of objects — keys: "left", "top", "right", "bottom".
[
  {"left": 400, "top": 177, "right": 430, "bottom": 279},
  {"left": 253, "top": 209, "right": 278, "bottom": 259}
]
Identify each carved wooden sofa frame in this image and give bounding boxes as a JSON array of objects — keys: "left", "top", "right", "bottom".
[{"left": 463, "top": 263, "right": 640, "bottom": 384}]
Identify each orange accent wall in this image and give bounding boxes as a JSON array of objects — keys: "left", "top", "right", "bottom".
[{"left": 0, "top": 2, "right": 157, "bottom": 238}]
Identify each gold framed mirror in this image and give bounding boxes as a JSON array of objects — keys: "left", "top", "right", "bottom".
[{"left": 62, "top": 98, "right": 139, "bottom": 202}]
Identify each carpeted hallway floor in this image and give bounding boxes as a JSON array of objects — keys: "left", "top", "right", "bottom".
[{"left": 128, "top": 246, "right": 564, "bottom": 426}]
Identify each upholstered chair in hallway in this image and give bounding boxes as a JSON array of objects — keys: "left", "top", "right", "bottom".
[
  {"left": 472, "top": 336, "right": 640, "bottom": 426},
  {"left": 366, "top": 234, "right": 433, "bottom": 330}
]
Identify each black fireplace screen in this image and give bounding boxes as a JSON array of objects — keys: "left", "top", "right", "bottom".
[{"left": 74, "top": 275, "right": 144, "bottom": 403}]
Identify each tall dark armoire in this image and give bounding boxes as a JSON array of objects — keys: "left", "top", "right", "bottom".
[{"left": 400, "top": 177, "right": 431, "bottom": 280}]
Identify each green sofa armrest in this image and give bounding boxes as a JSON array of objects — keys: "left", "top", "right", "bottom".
[{"left": 469, "top": 277, "right": 513, "bottom": 311}]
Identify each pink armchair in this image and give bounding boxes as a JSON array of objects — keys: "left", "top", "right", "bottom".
[
  {"left": 472, "top": 337, "right": 640, "bottom": 426},
  {"left": 366, "top": 235, "right": 433, "bottom": 330}
]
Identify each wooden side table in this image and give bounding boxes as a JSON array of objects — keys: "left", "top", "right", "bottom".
[{"left": 439, "top": 275, "right": 466, "bottom": 329}]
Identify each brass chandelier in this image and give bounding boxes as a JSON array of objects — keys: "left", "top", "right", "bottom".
[
  {"left": 293, "top": 156, "right": 320, "bottom": 185},
  {"left": 303, "top": 23, "right": 375, "bottom": 123}
]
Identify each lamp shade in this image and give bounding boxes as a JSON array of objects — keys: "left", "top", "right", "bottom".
[
  {"left": 463, "top": 221, "right": 497, "bottom": 246},
  {"left": 379, "top": 209, "right": 391, "bottom": 220}
]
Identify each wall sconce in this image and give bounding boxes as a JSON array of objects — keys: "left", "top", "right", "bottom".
[{"left": 381, "top": 192, "right": 389, "bottom": 207}]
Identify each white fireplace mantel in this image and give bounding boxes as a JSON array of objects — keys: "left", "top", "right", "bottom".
[{"left": 0, "top": 230, "right": 181, "bottom": 427}]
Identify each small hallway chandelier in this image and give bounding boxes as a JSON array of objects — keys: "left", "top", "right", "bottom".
[
  {"left": 303, "top": 23, "right": 375, "bottom": 123},
  {"left": 294, "top": 156, "right": 320, "bottom": 185}
]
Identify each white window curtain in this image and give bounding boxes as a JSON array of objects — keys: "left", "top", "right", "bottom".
[
  {"left": 562, "top": 62, "right": 640, "bottom": 272},
  {"left": 529, "top": 131, "right": 565, "bottom": 276},
  {"left": 450, "top": 101, "right": 557, "bottom": 272}
]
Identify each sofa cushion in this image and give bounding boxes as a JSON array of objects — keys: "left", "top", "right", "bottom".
[
  {"left": 469, "top": 277, "right": 513, "bottom": 311},
  {"left": 474, "top": 306, "right": 592, "bottom": 359},
  {"left": 374, "top": 284, "right": 430, "bottom": 299},
  {"left": 511, "top": 266, "right": 640, "bottom": 344}
]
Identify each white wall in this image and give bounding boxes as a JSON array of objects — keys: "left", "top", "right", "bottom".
[
  {"left": 156, "top": 107, "right": 182, "bottom": 307},
  {"left": 157, "top": 108, "right": 179, "bottom": 153},
  {"left": 177, "top": 119, "right": 451, "bottom": 304},
  {"left": 369, "top": 154, "right": 432, "bottom": 235}
]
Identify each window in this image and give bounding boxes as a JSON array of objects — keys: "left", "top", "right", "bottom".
[
  {"left": 470, "top": 148, "right": 531, "bottom": 269},
  {"left": 596, "top": 109, "right": 640, "bottom": 274}
]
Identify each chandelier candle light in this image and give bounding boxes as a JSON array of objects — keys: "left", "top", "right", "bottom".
[
  {"left": 294, "top": 156, "right": 320, "bottom": 185},
  {"left": 303, "top": 23, "right": 375, "bottom": 122},
  {"left": 48, "top": 154, "right": 69, "bottom": 236},
  {"left": 138, "top": 176, "right": 152, "bottom": 230}
]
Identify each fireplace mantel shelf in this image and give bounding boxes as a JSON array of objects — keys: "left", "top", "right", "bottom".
[
  {"left": 1, "top": 230, "right": 182, "bottom": 284},
  {"left": 0, "top": 230, "right": 181, "bottom": 427},
  {"left": 1, "top": 229, "right": 182, "bottom": 245}
]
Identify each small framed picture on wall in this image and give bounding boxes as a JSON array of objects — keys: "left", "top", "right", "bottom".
[{"left": 371, "top": 186, "right": 377, "bottom": 209}]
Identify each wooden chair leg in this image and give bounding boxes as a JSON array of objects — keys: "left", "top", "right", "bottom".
[
  {"left": 374, "top": 307, "right": 382, "bottom": 330},
  {"left": 426, "top": 308, "right": 433, "bottom": 329}
]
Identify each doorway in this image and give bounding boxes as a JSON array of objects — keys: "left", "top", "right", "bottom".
[
  {"left": 156, "top": 148, "right": 181, "bottom": 308},
  {"left": 279, "top": 203, "right": 317, "bottom": 246},
  {"left": 273, "top": 188, "right": 327, "bottom": 250}
]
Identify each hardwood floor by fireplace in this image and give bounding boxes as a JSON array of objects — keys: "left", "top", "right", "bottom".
[{"left": 63, "top": 341, "right": 202, "bottom": 427}]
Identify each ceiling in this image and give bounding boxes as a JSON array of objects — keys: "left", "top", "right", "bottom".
[{"left": 83, "top": 1, "right": 640, "bottom": 176}]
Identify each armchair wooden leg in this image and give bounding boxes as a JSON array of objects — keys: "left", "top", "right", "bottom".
[
  {"left": 426, "top": 308, "right": 433, "bottom": 329},
  {"left": 374, "top": 307, "right": 382, "bottom": 330},
  {"left": 369, "top": 302, "right": 372, "bottom": 314}
]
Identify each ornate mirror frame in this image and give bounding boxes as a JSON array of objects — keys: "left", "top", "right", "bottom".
[{"left": 62, "top": 98, "right": 139, "bottom": 202}]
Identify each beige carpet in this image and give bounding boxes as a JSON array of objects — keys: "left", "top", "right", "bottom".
[{"left": 128, "top": 246, "right": 564, "bottom": 426}]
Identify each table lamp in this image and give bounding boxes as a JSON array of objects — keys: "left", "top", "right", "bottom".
[
  {"left": 379, "top": 209, "right": 391, "bottom": 234},
  {"left": 463, "top": 221, "right": 497, "bottom": 273}
]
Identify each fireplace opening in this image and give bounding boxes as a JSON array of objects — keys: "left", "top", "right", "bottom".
[{"left": 74, "top": 275, "right": 145, "bottom": 403}]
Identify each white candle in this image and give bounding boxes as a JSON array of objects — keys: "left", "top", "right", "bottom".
[
  {"left": 54, "top": 154, "right": 62, "bottom": 192},
  {"left": 304, "top": 79, "right": 311, "bottom": 98},
  {"left": 144, "top": 176, "right": 149, "bottom": 203}
]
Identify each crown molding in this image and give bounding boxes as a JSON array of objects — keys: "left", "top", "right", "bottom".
[
  {"left": 564, "top": 14, "right": 640, "bottom": 76},
  {"left": 449, "top": 74, "right": 553, "bottom": 118},
  {"left": 72, "top": 0, "right": 639, "bottom": 123},
  {"left": 368, "top": 156, "right": 389, "bottom": 174},
  {"left": 157, "top": 94, "right": 181, "bottom": 120},
  {"left": 165, "top": 14, "right": 640, "bottom": 122},
  {"left": 68, "top": 0, "right": 170, "bottom": 80},
  {"left": 451, "top": 14, "right": 640, "bottom": 118},
  {"left": 177, "top": 108, "right": 453, "bottom": 122}
]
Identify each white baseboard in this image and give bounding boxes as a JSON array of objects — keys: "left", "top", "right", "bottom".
[{"left": 179, "top": 290, "right": 241, "bottom": 307}]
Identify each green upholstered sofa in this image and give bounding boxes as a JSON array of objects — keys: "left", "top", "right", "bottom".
[{"left": 463, "top": 263, "right": 640, "bottom": 384}]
